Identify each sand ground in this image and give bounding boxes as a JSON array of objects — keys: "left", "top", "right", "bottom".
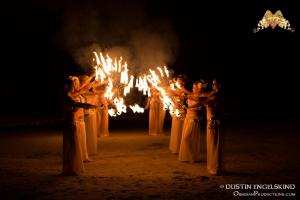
[{"left": 0, "top": 118, "right": 299, "bottom": 199}]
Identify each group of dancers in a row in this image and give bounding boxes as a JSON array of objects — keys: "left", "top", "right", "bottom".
[
  {"left": 62, "top": 72, "right": 223, "bottom": 176},
  {"left": 146, "top": 75, "right": 224, "bottom": 175}
]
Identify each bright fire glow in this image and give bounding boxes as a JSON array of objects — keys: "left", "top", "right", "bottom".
[
  {"left": 94, "top": 52, "right": 136, "bottom": 116},
  {"left": 129, "top": 104, "right": 144, "bottom": 113},
  {"left": 136, "top": 66, "right": 180, "bottom": 117},
  {"left": 93, "top": 51, "right": 179, "bottom": 117}
]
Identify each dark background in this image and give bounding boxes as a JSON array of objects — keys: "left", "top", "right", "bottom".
[{"left": 1, "top": 0, "right": 299, "bottom": 127}]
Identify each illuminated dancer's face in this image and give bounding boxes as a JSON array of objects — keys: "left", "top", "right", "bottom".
[
  {"left": 212, "top": 80, "right": 220, "bottom": 91},
  {"left": 192, "top": 83, "right": 200, "bottom": 94},
  {"left": 73, "top": 77, "right": 80, "bottom": 90}
]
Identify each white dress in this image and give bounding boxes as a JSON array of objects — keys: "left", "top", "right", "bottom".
[
  {"left": 97, "top": 94, "right": 109, "bottom": 137},
  {"left": 206, "top": 91, "right": 224, "bottom": 174},
  {"left": 178, "top": 99, "right": 201, "bottom": 162},
  {"left": 169, "top": 93, "right": 186, "bottom": 154},
  {"left": 83, "top": 93, "right": 98, "bottom": 155},
  {"left": 149, "top": 91, "right": 165, "bottom": 136},
  {"left": 62, "top": 95, "right": 84, "bottom": 175},
  {"left": 73, "top": 95, "right": 89, "bottom": 161}
]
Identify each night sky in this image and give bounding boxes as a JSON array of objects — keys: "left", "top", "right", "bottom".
[{"left": 1, "top": 0, "right": 299, "bottom": 120}]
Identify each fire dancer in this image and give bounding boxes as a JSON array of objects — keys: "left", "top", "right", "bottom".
[
  {"left": 96, "top": 84, "right": 110, "bottom": 137},
  {"left": 145, "top": 85, "right": 166, "bottom": 135},
  {"left": 61, "top": 73, "right": 96, "bottom": 175},
  {"left": 70, "top": 74, "right": 97, "bottom": 162},
  {"left": 169, "top": 74, "right": 189, "bottom": 154},
  {"left": 178, "top": 81, "right": 206, "bottom": 162},
  {"left": 205, "top": 79, "right": 224, "bottom": 175},
  {"left": 80, "top": 75, "right": 99, "bottom": 156}
]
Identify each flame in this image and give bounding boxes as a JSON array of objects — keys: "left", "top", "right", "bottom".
[
  {"left": 94, "top": 52, "right": 136, "bottom": 116},
  {"left": 123, "top": 75, "right": 134, "bottom": 96},
  {"left": 164, "top": 66, "right": 169, "bottom": 78},
  {"left": 135, "top": 75, "right": 149, "bottom": 96},
  {"left": 93, "top": 51, "right": 177, "bottom": 117},
  {"left": 175, "top": 81, "right": 182, "bottom": 89},
  {"left": 168, "top": 79, "right": 185, "bottom": 117},
  {"left": 137, "top": 66, "right": 178, "bottom": 116},
  {"left": 104, "top": 78, "right": 113, "bottom": 100},
  {"left": 113, "top": 97, "right": 127, "bottom": 115},
  {"left": 157, "top": 67, "right": 164, "bottom": 77},
  {"left": 120, "top": 63, "right": 128, "bottom": 84},
  {"left": 108, "top": 108, "right": 117, "bottom": 117},
  {"left": 129, "top": 104, "right": 144, "bottom": 113},
  {"left": 170, "top": 83, "right": 175, "bottom": 90},
  {"left": 173, "top": 108, "right": 181, "bottom": 117}
]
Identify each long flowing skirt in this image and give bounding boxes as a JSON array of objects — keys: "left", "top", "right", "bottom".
[
  {"left": 76, "top": 118, "right": 89, "bottom": 161},
  {"left": 84, "top": 109, "right": 98, "bottom": 155},
  {"left": 207, "top": 122, "right": 223, "bottom": 174},
  {"left": 178, "top": 117, "right": 201, "bottom": 162},
  {"left": 159, "top": 106, "right": 166, "bottom": 134},
  {"left": 62, "top": 121, "right": 84, "bottom": 175},
  {"left": 169, "top": 116, "right": 184, "bottom": 154},
  {"left": 149, "top": 102, "right": 165, "bottom": 135},
  {"left": 97, "top": 108, "right": 109, "bottom": 137}
]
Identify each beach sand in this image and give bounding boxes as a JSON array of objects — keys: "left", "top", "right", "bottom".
[{"left": 0, "top": 118, "right": 299, "bottom": 199}]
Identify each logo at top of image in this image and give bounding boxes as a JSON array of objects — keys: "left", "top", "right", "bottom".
[{"left": 253, "top": 10, "right": 295, "bottom": 33}]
